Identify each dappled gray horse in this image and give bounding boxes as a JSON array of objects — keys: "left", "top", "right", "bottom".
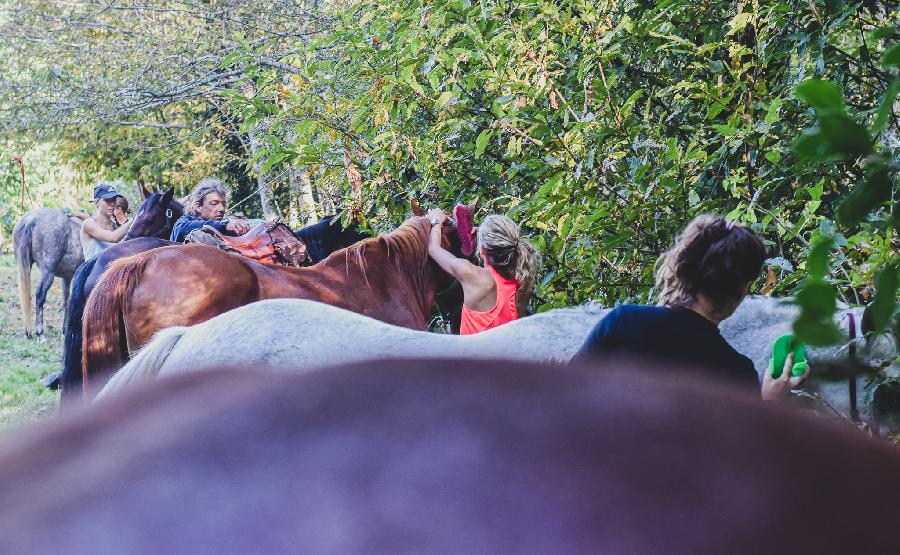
[
  {"left": 13, "top": 208, "right": 83, "bottom": 340},
  {"left": 101, "top": 296, "right": 897, "bottom": 431},
  {"left": 720, "top": 295, "right": 898, "bottom": 429}
]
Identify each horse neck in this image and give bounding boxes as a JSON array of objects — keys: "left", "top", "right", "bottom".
[{"left": 345, "top": 219, "right": 437, "bottom": 324}]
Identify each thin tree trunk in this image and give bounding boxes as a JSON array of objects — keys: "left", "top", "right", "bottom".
[
  {"left": 288, "top": 168, "right": 301, "bottom": 228},
  {"left": 298, "top": 168, "right": 318, "bottom": 224},
  {"left": 317, "top": 168, "right": 336, "bottom": 215},
  {"left": 287, "top": 128, "right": 319, "bottom": 226},
  {"left": 247, "top": 122, "right": 279, "bottom": 220}
]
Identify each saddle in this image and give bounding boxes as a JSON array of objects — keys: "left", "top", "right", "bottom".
[{"left": 186, "top": 220, "right": 310, "bottom": 267}]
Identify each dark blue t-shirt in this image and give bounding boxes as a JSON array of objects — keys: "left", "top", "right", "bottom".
[{"left": 571, "top": 305, "right": 759, "bottom": 390}]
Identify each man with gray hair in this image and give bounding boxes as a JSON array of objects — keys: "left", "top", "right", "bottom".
[{"left": 170, "top": 177, "right": 251, "bottom": 243}]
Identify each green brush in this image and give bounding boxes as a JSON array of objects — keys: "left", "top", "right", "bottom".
[{"left": 771, "top": 334, "right": 808, "bottom": 378}]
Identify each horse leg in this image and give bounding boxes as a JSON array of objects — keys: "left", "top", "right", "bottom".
[
  {"left": 61, "top": 277, "right": 71, "bottom": 337},
  {"left": 34, "top": 271, "right": 55, "bottom": 342}
]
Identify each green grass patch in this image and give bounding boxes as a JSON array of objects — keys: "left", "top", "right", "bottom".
[{"left": 0, "top": 253, "right": 62, "bottom": 435}]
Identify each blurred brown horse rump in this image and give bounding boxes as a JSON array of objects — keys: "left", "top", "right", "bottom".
[
  {"left": 0, "top": 358, "right": 897, "bottom": 553},
  {"left": 81, "top": 216, "right": 462, "bottom": 395}
]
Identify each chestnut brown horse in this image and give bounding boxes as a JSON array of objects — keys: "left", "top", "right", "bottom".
[{"left": 81, "top": 216, "right": 462, "bottom": 397}]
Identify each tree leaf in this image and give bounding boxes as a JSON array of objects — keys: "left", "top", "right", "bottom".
[
  {"left": 727, "top": 13, "right": 753, "bottom": 35},
  {"left": 792, "top": 129, "right": 836, "bottom": 161},
  {"left": 868, "top": 265, "right": 898, "bottom": 334},
  {"left": 836, "top": 169, "right": 892, "bottom": 225},
  {"left": 435, "top": 91, "right": 454, "bottom": 109},
  {"left": 806, "top": 236, "right": 834, "bottom": 279},
  {"left": 872, "top": 79, "right": 900, "bottom": 135},
  {"left": 764, "top": 98, "right": 783, "bottom": 126},
  {"left": 881, "top": 43, "right": 900, "bottom": 68},
  {"left": 795, "top": 80, "right": 844, "bottom": 113},
  {"left": 474, "top": 129, "right": 491, "bottom": 159},
  {"left": 818, "top": 114, "right": 872, "bottom": 158},
  {"left": 793, "top": 313, "right": 843, "bottom": 346}
]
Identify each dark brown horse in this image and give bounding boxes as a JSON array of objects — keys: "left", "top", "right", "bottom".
[
  {"left": 1, "top": 358, "right": 898, "bottom": 553},
  {"left": 81, "top": 216, "right": 462, "bottom": 396}
]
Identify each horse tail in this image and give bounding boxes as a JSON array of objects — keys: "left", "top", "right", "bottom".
[
  {"left": 12, "top": 215, "right": 34, "bottom": 337},
  {"left": 96, "top": 326, "right": 188, "bottom": 401},
  {"left": 81, "top": 255, "right": 149, "bottom": 396},
  {"left": 58, "top": 257, "right": 96, "bottom": 411}
]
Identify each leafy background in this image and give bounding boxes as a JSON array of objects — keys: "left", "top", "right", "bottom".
[{"left": 1, "top": 0, "right": 897, "bottom": 345}]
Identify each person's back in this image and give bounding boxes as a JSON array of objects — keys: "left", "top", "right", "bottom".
[
  {"left": 573, "top": 304, "right": 758, "bottom": 389},
  {"left": 460, "top": 265, "right": 519, "bottom": 335},
  {"left": 573, "top": 214, "right": 807, "bottom": 401},
  {"left": 427, "top": 210, "right": 538, "bottom": 335}
]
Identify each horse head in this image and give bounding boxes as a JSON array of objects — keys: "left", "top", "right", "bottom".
[{"left": 125, "top": 187, "right": 184, "bottom": 240}]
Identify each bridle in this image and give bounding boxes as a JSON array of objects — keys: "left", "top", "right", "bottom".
[
  {"left": 125, "top": 204, "right": 177, "bottom": 241},
  {"left": 153, "top": 207, "right": 176, "bottom": 239},
  {"left": 431, "top": 279, "right": 462, "bottom": 334}
]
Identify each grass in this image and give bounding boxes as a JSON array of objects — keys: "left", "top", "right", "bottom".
[{"left": 0, "top": 254, "right": 62, "bottom": 435}]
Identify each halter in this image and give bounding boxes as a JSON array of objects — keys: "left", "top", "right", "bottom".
[{"left": 154, "top": 207, "right": 176, "bottom": 238}]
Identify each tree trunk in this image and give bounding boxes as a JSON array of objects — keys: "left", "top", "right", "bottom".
[
  {"left": 247, "top": 122, "right": 279, "bottom": 220},
  {"left": 287, "top": 128, "right": 319, "bottom": 226},
  {"left": 317, "top": 168, "right": 336, "bottom": 215},
  {"left": 298, "top": 168, "right": 318, "bottom": 224}
]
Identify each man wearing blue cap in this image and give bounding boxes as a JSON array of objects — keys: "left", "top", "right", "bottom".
[{"left": 79, "top": 183, "right": 133, "bottom": 259}]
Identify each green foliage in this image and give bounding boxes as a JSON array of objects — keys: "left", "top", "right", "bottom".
[
  {"left": 869, "top": 264, "right": 898, "bottom": 335},
  {"left": 790, "top": 66, "right": 897, "bottom": 344},
  {"left": 223, "top": 0, "right": 896, "bottom": 326},
  {"left": 792, "top": 236, "right": 842, "bottom": 345}
]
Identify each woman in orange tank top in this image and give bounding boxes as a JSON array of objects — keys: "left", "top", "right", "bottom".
[{"left": 427, "top": 208, "right": 538, "bottom": 335}]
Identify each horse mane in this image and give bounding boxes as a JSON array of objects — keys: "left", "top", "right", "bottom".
[{"left": 346, "top": 216, "right": 432, "bottom": 306}]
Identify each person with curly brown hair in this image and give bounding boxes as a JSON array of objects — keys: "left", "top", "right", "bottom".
[{"left": 572, "top": 215, "right": 808, "bottom": 401}]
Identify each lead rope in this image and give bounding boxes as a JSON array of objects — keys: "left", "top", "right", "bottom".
[{"left": 847, "top": 311, "right": 858, "bottom": 423}]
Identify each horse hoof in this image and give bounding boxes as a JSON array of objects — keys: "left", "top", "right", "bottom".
[{"left": 41, "top": 372, "right": 61, "bottom": 390}]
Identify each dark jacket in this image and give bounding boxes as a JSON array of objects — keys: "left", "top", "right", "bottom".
[
  {"left": 571, "top": 304, "right": 759, "bottom": 390},
  {"left": 170, "top": 214, "right": 232, "bottom": 243}
]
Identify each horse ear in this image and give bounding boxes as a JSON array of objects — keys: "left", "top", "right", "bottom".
[
  {"left": 161, "top": 187, "right": 174, "bottom": 205},
  {"left": 410, "top": 197, "right": 426, "bottom": 216},
  {"left": 467, "top": 197, "right": 478, "bottom": 216},
  {"left": 138, "top": 179, "right": 151, "bottom": 200}
]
